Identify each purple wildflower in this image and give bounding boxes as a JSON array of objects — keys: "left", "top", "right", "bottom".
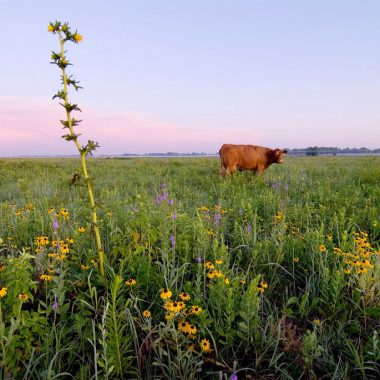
[
  {"left": 197, "top": 255, "right": 202, "bottom": 264},
  {"left": 53, "top": 220, "right": 59, "bottom": 231},
  {"left": 230, "top": 373, "right": 238, "bottom": 380},
  {"left": 170, "top": 234, "right": 176, "bottom": 247},
  {"left": 172, "top": 212, "right": 177, "bottom": 221},
  {"left": 162, "top": 181, "right": 167, "bottom": 189},
  {"left": 53, "top": 295, "right": 59, "bottom": 310},
  {"left": 285, "top": 184, "right": 289, "bottom": 191},
  {"left": 246, "top": 223, "right": 252, "bottom": 233},
  {"left": 169, "top": 198, "right": 174, "bottom": 206}
]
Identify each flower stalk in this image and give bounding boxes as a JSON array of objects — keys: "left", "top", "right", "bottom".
[{"left": 48, "top": 21, "right": 105, "bottom": 276}]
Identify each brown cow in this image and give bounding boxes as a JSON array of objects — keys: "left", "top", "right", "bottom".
[{"left": 219, "top": 144, "right": 287, "bottom": 177}]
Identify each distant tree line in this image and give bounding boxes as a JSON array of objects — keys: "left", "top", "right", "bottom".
[
  {"left": 121, "top": 147, "right": 380, "bottom": 157},
  {"left": 288, "top": 147, "right": 380, "bottom": 156}
]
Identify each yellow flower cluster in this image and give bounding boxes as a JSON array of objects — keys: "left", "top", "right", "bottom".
[
  {"left": 257, "top": 281, "right": 268, "bottom": 293},
  {"left": 334, "top": 232, "right": 378, "bottom": 277},
  {"left": 204, "top": 259, "right": 230, "bottom": 284},
  {"left": 35, "top": 236, "right": 49, "bottom": 247},
  {"left": 48, "top": 208, "right": 70, "bottom": 220},
  {"left": 274, "top": 210, "right": 284, "bottom": 221}
]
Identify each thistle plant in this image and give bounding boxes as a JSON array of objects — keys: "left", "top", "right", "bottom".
[{"left": 48, "top": 21, "right": 105, "bottom": 276}]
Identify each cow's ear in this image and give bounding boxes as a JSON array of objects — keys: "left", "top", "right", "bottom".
[{"left": 282, "top": 149, "right": 288, "bottom": 154}]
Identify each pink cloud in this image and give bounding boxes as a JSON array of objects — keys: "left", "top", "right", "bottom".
[{"left": 0, "top": 96, "right": 262, "bottom": 156}]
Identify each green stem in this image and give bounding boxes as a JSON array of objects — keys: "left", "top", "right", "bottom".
[{"left": 57, "top": 32, "right": 105, "bottom": 276}]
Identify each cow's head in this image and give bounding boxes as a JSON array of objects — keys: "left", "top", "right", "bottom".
[{"left": 273, "top": 149, "right": 287, "bottom": 164}]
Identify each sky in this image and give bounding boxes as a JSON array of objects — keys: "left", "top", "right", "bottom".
[{"left": 0, "top": 0, "right": 379, "bottom": 156}]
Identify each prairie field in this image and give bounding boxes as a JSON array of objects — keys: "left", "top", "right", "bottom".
[{"left": 0, "top": 156, "right": 379, "bottom": 379}]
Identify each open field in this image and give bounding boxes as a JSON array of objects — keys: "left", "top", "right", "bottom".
[{"left": 0, "top": 156, "right": 379, "bottom": 379}]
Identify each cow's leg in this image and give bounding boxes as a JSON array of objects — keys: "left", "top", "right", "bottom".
[{"left": 225, "top": 165, "right": 236, "bottom": 177}]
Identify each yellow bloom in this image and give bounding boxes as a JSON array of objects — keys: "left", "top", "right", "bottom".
[
  {"left": 73, "top": 33, "right": 83, "bottom": 43},
  {"left": 200, "top": 338, "right": 212, "bottom": 353},
  {"left": 224, "top": 277, "right": 230, "bottom": 285},
  {"left": 125, "top": 278, "right": 137, "bottom": 286},
  {"left": 48, "top": 207, "right": 55, "bottom": 214},
  {"left": 344, "top": 268, "right": 351, "bottom": 274},
  {"left": 357, "top": 267, "right": 368, "bottom": 274},
  {"left": 77, "top": 226, "right": 85, "bottom": 233},
  {"left": 178, "top": 320, "right": 191, "bottom": 333},
  {"left": 18, "top": 292, "right": 28, "bottom": 301},
  {"left": 293, "top": 257, "right": 299, "bottom": 263},
  {"left": 190, "top": 305, "right": 203, "bottom": 315},
  {"left": 40, "top": 274, "right": 53, "bottom": 282},
  {"left": 179, "top": 292, "right": 191, "bottom": 301},
  {"left": 142, "top": 310, "right": 152, "bottom": 318},
  {"left": 0, "top": 287, "right": 7, "bottom": 298},
  {"left": 188, "top": 324, "right": 197, "bottom": 335},
  {"left": 319, "top": 244, "right": 327, "bottom": 253},
  {"left": 165, "top": 312, "right": 175, "bottom": 321},
  {"left": 215, "top": 259, "right": 223, "bottom": 265},
  {"left": 205, "top": 261, "right": 214, "bottom": 270},
  {"left": 48, "top": 24, "right": 55, "bottom": 32},
  {"left": 160, "top": 288, "right": 172, "bottom": 300},
  {"left": 81, "top": 264, "right": 89, "bottom": 270},
  {"left": 313, "top": 318, "right": 321, "bottom": 326}
]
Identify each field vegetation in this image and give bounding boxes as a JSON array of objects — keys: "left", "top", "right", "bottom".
[{"left": 0, "top": 156, "right": 379, "bottom": 379}]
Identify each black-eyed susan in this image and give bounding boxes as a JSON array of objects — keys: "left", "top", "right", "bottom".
[
  {"left": 313, "top": 318, "right": 321, "bottom": 326},
  {"left": 205, "top": 261, "right": 214, "bottom": 270},
  {"left": 178, "top": 320, "right": 190, "bottom": 333},
  {"left": 188, "top": 324, "right": 197, "bottom": 335},
  {"left": 191, "top": 305, "right": 203, "bottom": 315},
  {"left": 0, "top": 287, "right": 7, "bottom": 298},
  {"left": 293, "top": 257, "right": 299, "bottom": 263},
  {"left": 40, "top": 274, "right": 53, "bottom": 282},
  {"left": 257, "top": 281, "right": 268, "bottom": 293},
  {"left": 160, "top": 288, "right": 172, "bottom": 300},
  {"left": 142, "top": 310, "right": 152, "bottom": 318},
  {"left": 224, "top": 277, "right": 230, "bottom": 285},
  {"left": 319, "top": 244, "right": 327, "bottom": 253},
  {"left": 215, "top": 259, "right": 223, "bottom": 265},
  {"left": 18, "top": 292, "right": 29, "bottom": 301},
  {"left": 179, "top": 292, "right": 191, "bottom": 301},
  {"left": 77, "top": 226, "right": 85, "bottom": 233},
  {"left": 165, "top": 312, "right": 175, "bottom": 321},
  {"left": 81, "top": 264, "right": 89, "bottom": 270},
  {"left": 357, "top": 267, "right": 368, "bottom": 274},
  {"left": 166, "top": 301, "right": 184, "bottom": 313},
  {"left": 125, "top": 278, "right": 137, "bottom": 286},
  {"left": 200, "top": 338, "right": 212, "bottom": 353}
]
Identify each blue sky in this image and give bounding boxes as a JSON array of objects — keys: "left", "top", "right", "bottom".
[{"left": 1, "top": 0, "right": 379, "bottom": 156}]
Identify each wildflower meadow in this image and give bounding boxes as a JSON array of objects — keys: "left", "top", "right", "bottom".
[
  {"left": 1, "top": 155, "right": 379, "bottom": 379},
  {"left": 0, "top": 21, "right": 379, "bottom": 380}
]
